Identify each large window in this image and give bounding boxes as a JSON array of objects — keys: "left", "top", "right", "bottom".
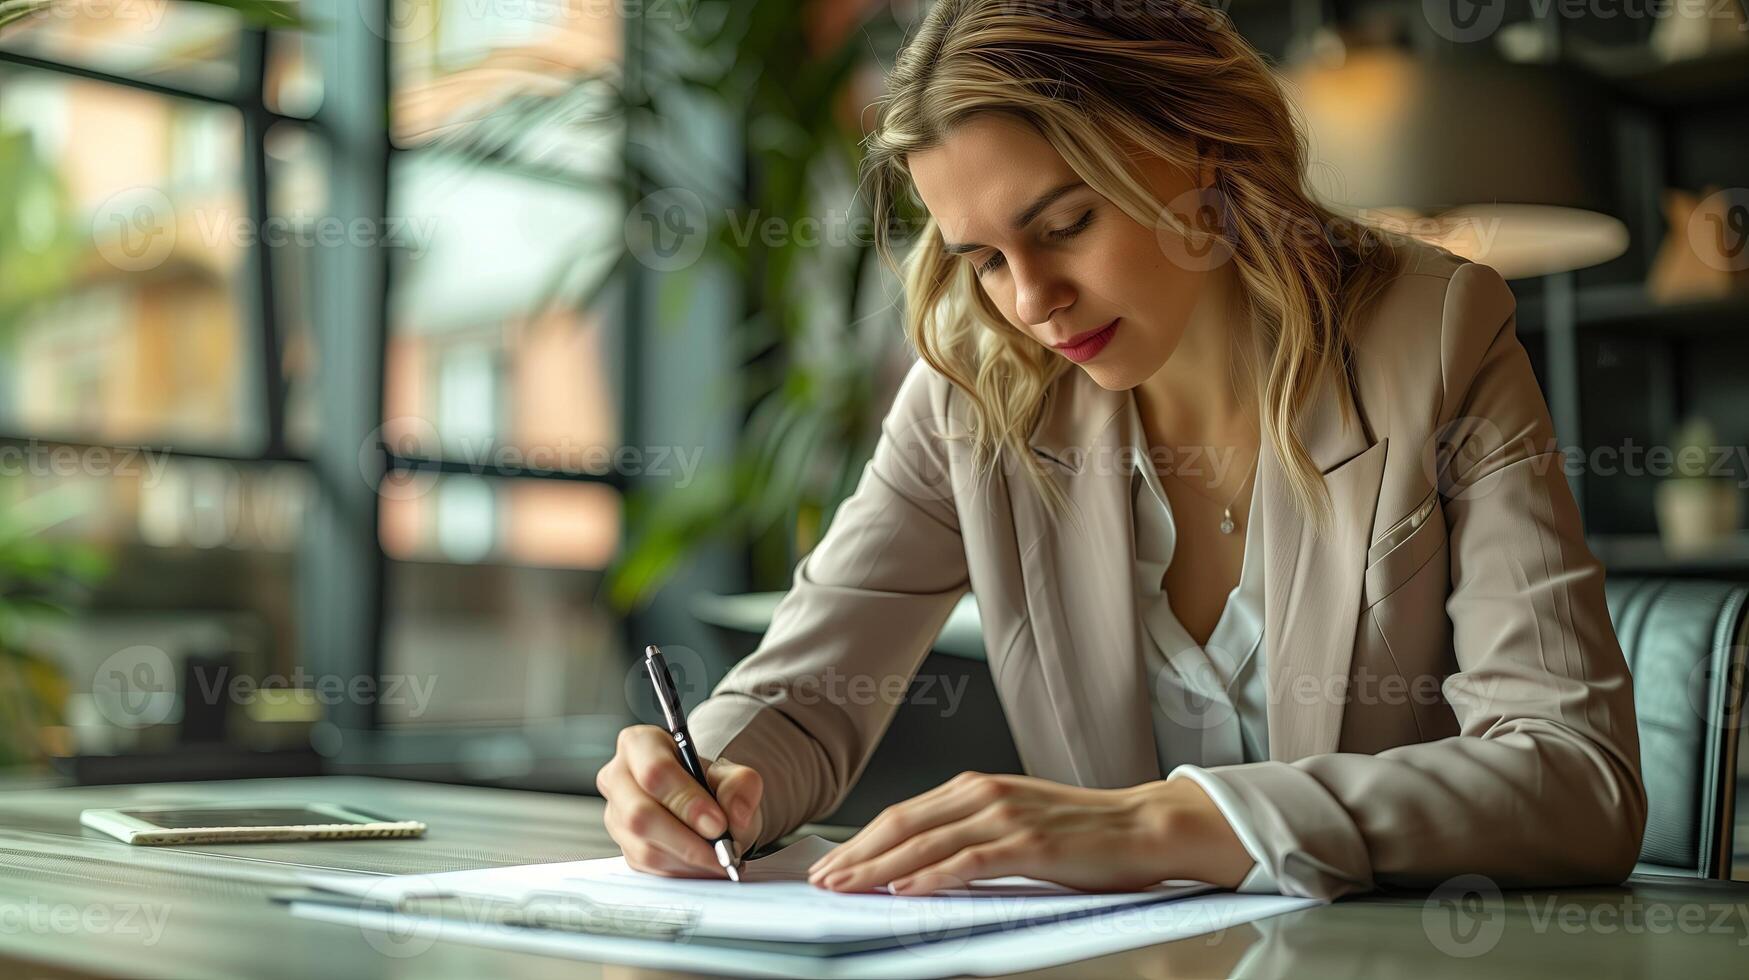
[
  {"left": 0, "top": 66, "right": 255, "bottom": 449},
  {"left": 375, "top": 1, "right": 630, "bottom": 734},
  {"left": 0, "top": 0, "right": 635, "bottom": 775}
]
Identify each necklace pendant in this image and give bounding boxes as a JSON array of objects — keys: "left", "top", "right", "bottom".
[{"left": 1220, "top": 508, "right": 1235, "bottom": 535}]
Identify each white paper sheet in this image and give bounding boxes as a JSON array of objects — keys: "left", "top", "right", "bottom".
[
  {"left": 289, "top": 889, "right": 1321, "bottom": 978},
  {"left": 298, "top": 835, "right": 1215, "bottom": 942}
]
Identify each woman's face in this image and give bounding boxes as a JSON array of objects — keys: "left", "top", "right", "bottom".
[{"left": 907, "top": 113, "right": 1226, "bottom": 391}]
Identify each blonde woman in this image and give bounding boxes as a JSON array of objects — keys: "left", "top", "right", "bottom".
[{"left": 596, "top": 0, "right": 1645, "bottom": 901}]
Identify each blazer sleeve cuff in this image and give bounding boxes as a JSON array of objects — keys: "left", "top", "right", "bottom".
[
  {"left": 684, "top": 693, "right": 833, "bottom": 852},
  {"left": 1168, "top": 761, "right": 1371, "bottom": 901},
  {"left": 1166, "top": 764, "right": 1278, "bottom": 894}
]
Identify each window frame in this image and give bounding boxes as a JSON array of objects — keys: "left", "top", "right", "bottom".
[{"left": 0, "top": 1, "right": 644, "bottom": 772}]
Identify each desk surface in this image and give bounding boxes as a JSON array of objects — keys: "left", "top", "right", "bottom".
[{"left": 0, "top": 776, "right": 1745, "bottom": 979}]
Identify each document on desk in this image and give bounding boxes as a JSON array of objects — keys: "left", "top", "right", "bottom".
[{"left": 289, "top": 835, "right": 1320, "bottom": 978}]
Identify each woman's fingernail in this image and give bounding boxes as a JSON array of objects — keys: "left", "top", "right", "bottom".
[
  {"left": 824, "top": 871, "right": 850, "bottom": 890},
  {"left": 891, "top": 878, "right": 913, "bottom": 894},
  {"left": 697, "top": 807, "right": 725, "bottom": 838}
]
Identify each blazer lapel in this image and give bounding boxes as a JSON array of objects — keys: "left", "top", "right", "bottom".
[
  {"left": 1259, "top": 364, "right": 1387, "bottom": 762},
  {"left": 1011, "top": 369, "right": 1161, "bottom": 789},
  {"left": 1007, "top": 359, "right": 1386, "bottom": 782}
]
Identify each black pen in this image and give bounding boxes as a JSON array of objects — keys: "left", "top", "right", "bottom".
[{"left": 643, "top": 644, "right": 741, "bottom": 881}]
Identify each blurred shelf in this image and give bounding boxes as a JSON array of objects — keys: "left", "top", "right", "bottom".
[
  {"left": 1571, "top": 44, "right": 1749, "bottom": 106},
  {"left": 55, "top": 745, "right": 323, "bottom": 785},
  {"left": 1517, "top": 283, "right": 1749, "bottom": 336},
  {"left": 1590, "top": 532, "right": 1749, "bottom": 575}
]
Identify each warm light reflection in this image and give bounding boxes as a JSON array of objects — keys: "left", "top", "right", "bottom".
[
  {"left": 1361, "top": 204, "right": 1631, "bottom": 280},
  {"left": 379, "top": 473, "right": 620, "bottom": 570},
  {"left": 1287, "top": 48, "right": 1630, "bottom": 279}
]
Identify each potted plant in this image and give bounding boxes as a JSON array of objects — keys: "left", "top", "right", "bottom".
[{"left": 1654, "top": 416, "right": 1743, "bottom": 557}]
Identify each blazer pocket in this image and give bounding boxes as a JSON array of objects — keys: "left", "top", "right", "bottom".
[{"left": 1364, "top": 491, "right": 1447, "bottom": 606}]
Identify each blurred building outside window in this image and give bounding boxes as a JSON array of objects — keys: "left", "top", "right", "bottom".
[{"left": 0, "top": 0, "right": 634, "bottom": 773}]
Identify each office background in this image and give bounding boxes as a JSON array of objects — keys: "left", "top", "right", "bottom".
[{"left": 0, "top": 0, "right": 1744, "bottom": 863}]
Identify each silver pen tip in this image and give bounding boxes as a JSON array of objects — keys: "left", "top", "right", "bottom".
[{"left": 714, "top": 839, "right": 740, "bottom": 881}]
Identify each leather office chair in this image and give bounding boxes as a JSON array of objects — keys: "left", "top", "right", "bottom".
[{"left": 1607, "top": 576, "right": 1749, "bottom": 879}]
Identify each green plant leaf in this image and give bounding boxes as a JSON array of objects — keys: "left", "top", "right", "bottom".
[
  {"left": 569, "top": 0, "right": 909, "bottom": 604},
  {"left": 0, "top": 0, "right": 304, "bottom": 32}
]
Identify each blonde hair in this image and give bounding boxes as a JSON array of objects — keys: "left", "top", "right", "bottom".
[{"left": 863, "top": 0, "right": 1410, "bottom": 536}]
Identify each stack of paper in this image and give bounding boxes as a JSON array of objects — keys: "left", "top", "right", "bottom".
[{"left": 285, "top": 836, "right": 1319, "bottom": 977}]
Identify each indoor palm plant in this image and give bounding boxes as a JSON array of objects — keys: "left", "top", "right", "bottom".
[
  {"left": 433, "top": 0, "right": 920, "bottom": 609},
  {"left": 602, "top": 0, "right": 916, "bottom": 610}
]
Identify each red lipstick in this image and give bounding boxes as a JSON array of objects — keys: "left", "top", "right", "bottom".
[{"left": 1051, "top": 318, "right": 1119, "bottom": 364}]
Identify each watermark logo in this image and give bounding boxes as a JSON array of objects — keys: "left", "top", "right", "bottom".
[
  {"left": 1687, "top": 652, "right": 1748, "bottom": 729},
  {"left": 361, "top": 420, "right": 707, "bottom": 498},
  {"left": 91, "top": 644, "right": 177, "bottom": 729},
  {"left": 355, "top": 874, "right": 443, "bottom": 958},
  {"left": 0, "top": 441, "right": 172, "bottom": 484},
  {"left": 1427, "top": 0, "right": 1749, "bottom": 44},
  {"left": 363, "top": 0, "right": 700, "bottom": 43},
  {"left": 0, "top": 899, "right": 170, "bottom": 946},
  {"left": 1153, "top": 184, "right": 1238, "bottom": 273},
  {"left": 1423, "top": 0, "right": 1508, "bottom": 43},
  {"left": 624, "top": 644, "right": 712, "bottom": 723},
  {"left": 360, "top": 0, "right": 442, "bottom": 44},
  {"left": 734, "top": 666, "right": 972, "bottom": 718},
  {"left": 1422, "top": 873, "right": 1506, "bottom": 957},
  {"left": 363, "top": 417, "right": 443, "bottom": 501},
  {"left": 1687, "top": 187, "right": 1749, "bottom": 273},
  {"left": 1419, "top": 415, "right": 1512, "bottom": 503},
  {"left": 27, "top": 0, "right": 170, "bottom": 29},
  {"left": 190, "top": 666, "right": 439, "bottom": 720},
  {"left": 189, "top": 209, "right": 438, "bottom": 259},
  {"left": 92, "top": 187, "right": 175, "bottom": 273},
  {"left": 1152, "top": 651, "right": 1240, "bottom": 734},
  {"left": 625, "top": 187, "right": 709, "bottom": 272},
  {"left": 886, "top": 887, "right": 979, "bottom": 958}
]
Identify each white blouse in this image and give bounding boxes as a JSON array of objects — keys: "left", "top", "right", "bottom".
[{"left": 1123, "top": 390, "right": 1279, "bottom": 894}]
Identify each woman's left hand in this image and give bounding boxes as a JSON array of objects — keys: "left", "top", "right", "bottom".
[{"left": 805, "top": 772, "right": 1254, "bottom": 895}]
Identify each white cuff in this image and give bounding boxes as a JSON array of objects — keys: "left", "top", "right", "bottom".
[{"left": 1167, "top": 764, "right": 1281, "bottom": 894}]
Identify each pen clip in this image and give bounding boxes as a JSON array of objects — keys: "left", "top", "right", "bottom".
[{"left": 644, "top": 645, "right": 685, "bottom": 732}]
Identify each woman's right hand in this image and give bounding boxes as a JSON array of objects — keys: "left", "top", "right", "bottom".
[{"left": 598, "top": 724, "right": 766, "bottom": 877}]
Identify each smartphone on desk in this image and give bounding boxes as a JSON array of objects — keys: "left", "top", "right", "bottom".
[{"left": 81, "top": 802, "right": 427, "bottom": 845}]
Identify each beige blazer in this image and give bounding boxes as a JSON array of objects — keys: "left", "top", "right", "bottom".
[{"left": 689, "top": 240, "right": 1647, "bottom": 901}]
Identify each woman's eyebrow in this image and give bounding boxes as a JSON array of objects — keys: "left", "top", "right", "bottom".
[{"left": 941, "top": 179, "right": 1088, "bottom": 254}]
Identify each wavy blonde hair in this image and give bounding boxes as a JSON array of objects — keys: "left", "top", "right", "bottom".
[{"left": 862, "top": 0, "right": 1411, "bottom": 536}]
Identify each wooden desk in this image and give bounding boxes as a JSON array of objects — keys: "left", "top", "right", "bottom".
[{"left": 1, "top": 777, "right": 1745, "bottom": 979}]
